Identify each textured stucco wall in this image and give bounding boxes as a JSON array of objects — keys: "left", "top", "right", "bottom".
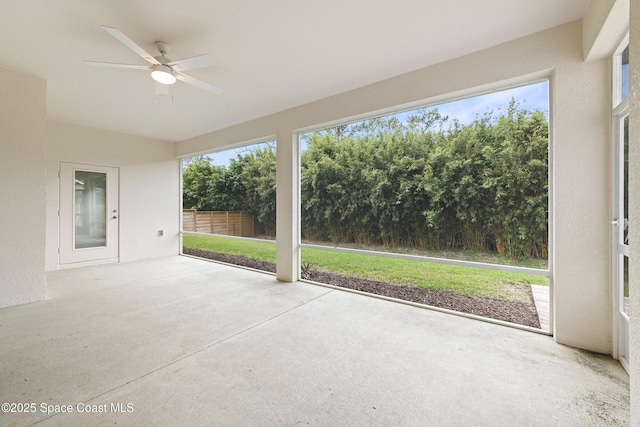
[
  {"left": 0, "top": 68, "right": 47, "bottom": 308},
  {"left": 45, "top": 120, "right": 180, "bottom": 271},
  {"left": 176, "top": 21, "right": 613, "bottom": 353},
  {"left": 551, "top": 53, "right": 611, "bottom": 353},
  {"left": 628, "top": 0, "right": 639, "bottom": 422}
]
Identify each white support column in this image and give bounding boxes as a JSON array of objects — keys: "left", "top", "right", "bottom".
[
  {"left": 552, "top": 57, "right": 612, "bottom": 352},
  {"left": 275, "top": 130, "right": 300, "bottom": 282},
  {"left": 629, "top": 0, "right": 639, "bottom": 423}
]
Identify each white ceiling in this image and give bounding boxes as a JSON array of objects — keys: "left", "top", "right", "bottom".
[{"left": 1, "top": 0, "right": 591, "bottom": 142}]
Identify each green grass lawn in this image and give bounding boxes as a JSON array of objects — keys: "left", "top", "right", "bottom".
[
  {"left": 183, "top": 234, "right": 548, "bottom": 303},
  {"left": 185, "top": 234, "right": 278, "bottom": 263},
  {"left": 303, "top": 240, "right": 548, "bottom": 270}
]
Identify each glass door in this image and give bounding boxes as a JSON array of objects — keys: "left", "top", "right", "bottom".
[
  {"left": 613, "top": 112, "right": 629, "bottom": 370},
  {"left": 59, "top": 162, "right": 119, "bottom": 265},
  {"left": 612, "top": 39, "right": 629, "bottom": 372}
]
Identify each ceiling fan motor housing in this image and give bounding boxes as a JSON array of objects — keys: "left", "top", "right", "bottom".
[{"left": 151, "top": 64, "right": 177, "bottom": 84}]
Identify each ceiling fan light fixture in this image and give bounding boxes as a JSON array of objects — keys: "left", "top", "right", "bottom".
[
  {"left": 87, "top": 26, "right": 222, "bottom": 94},
  {"left": 150, "top": 64, "right": 176, "bottom": 85}
]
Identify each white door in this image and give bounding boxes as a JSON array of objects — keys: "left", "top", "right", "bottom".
[
  {"left": 613, "top": 111, "right": 629, "bottom": 371},
  {"left": 59, "top": 162, "right": 119, "bottom": 265}
]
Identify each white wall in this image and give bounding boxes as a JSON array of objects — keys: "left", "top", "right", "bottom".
[
  {"left": 0, "top": 68, "right": 47, "bottom": 308},
  {"left": 46, "top": 120, "right": 180, "bottom": 271},
  {"left": 176, "top": 21, "right": 613, "bottom": 353}
]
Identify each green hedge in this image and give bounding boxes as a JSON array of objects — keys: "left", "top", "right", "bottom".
[
  {"left": 184, "top": 101, "right": 548, "bottom": 259},
  {"left": 301, "top": 101, "right": 548, "bottom": 258}
]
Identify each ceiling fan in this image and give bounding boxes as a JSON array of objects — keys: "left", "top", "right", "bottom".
[{"left": 85, "top": 26, "right": 223, "bottom": 95}]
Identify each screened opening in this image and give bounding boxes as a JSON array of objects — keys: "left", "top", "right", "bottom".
[
  {"left": 181, "top": 141, "right": 277, "bottom": 271},
  {"left": 299, "top": 82, "right": 550, "bottom": 330}
]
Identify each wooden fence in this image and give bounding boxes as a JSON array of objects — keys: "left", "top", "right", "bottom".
[{"left": 183, "top": 210, "right": 256, "bottom": 237}]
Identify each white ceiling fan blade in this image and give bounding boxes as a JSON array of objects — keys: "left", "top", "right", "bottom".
[
  {"left": 84, "top": 60, "right": 149, "bottom": 70},
  {"left": 176, "top": 73, "right": 224, "bottom": 95},
  {"left": 101, "top": 25, "right": 160, "bottom": 65},
  {"left": 168, "top": 54, "right": 217, "bottom": 71}
]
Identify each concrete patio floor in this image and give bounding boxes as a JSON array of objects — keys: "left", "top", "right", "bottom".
[{"left": 0, "top": 256, "right": 629, "bottom": 426}]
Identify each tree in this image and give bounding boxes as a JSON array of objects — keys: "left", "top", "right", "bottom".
[
  {"left": 233, "top": 147, "right": 277, "bottom": 236},
  {"left": 182, "top": 156, "right": 216, "bottom": 210}
]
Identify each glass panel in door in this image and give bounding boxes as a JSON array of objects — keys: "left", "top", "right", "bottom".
[
  {"left": 621, "top": 115, "right": 629, "bottom": 315},
  {"left": 74, "top": 170, "right": 107, "bottom": 249}
]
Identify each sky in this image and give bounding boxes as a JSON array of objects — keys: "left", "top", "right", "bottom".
[{"left": 203, "top": 80, "right": 549, "bottom": 167}]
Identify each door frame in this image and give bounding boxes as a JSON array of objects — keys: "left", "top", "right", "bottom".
[
  {"left": 611, "top": 35, "right": 629, "bottom": 372},
  {"left": 59, "top": 162, "right": 120, "bottom": 267}
]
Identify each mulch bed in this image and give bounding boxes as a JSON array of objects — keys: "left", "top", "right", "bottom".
[{"left": 183, "top": 247, "right": 541, "bottom": 328}]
